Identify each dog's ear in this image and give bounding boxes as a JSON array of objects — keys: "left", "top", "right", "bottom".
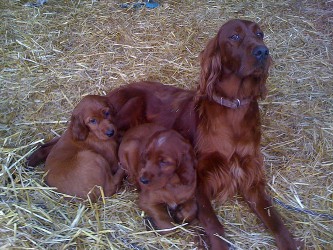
[
  {"left": 108, "top": 103, "right": 117, "bottom": 116},
  {"left": 258, "top": 56, "right": 272, "bottom": 100},
  {"left": 114, "top": 96, "right": 146, "bottom": 131},
  {"left": 176, "top": 141, "right": 197, "bottom": 185},
  {"left": 70, "top": 114, "right": 88, "bottom": 141},
  {"left": 198, "top": 36, "right": 223, "bottom": 100},
  {"left": 259, "top": 76, "right": 268, "bottom": 100}
]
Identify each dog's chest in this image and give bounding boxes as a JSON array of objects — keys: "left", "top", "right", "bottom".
[
  {"left": 196, "top": 105, "right": 259, "bottom": 159},
  {"left": 197, "top": 126, "right": 255, "bottom": 161},
  {"left": 89, "top": 140, "right": 117, "bottom": 166},
  {"left": 156, "top": 184, "right": 195, "bottom": 207}
]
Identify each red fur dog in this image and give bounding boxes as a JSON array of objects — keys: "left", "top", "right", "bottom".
[
  {"left": 28, "top": 95, "right": 125, "bottom": 201},
  {"left": 26, "top": 96, "right": 145, "bottom": 167},
  {"left": 27, "top": 19, "right": 300, "bottom": 249},
  {"left": 107, "top": 19, "right": 299, "bottom": 249},
  {"left": 118, "top": 123, "right": 197, "bottom": 231}
]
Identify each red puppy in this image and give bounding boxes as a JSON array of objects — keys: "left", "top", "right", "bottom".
[
  {"left": 29, "top": 95, "right": 125, "bottom": 202},
  {"left": 118, "top": 123, "right": 197, "bottom": 231},
  {"left": 26, "top": 96, "right": 146, "bottom": 167},
  {"left": 107, "top": 19, "right": 299, "bottom": 249}
]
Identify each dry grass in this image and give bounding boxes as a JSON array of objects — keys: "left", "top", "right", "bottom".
[{"left": 1, "top": 0, "right": 332, "bottom": 249}]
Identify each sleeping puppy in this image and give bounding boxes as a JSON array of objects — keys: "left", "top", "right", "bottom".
[
  {"left": 41, "top": 95, "right": 125, "bottom": 201},
  {"left": 118, "top": 123, "right": 197, "bottom": 231}
]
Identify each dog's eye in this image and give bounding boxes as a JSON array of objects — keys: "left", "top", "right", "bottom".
[
  {"left": 256, "top": 32, "right": 264, "bottom": 39},
  {"left": 159, "top": 159, "right": 170, "bottom": 167},
  {"left": 89, "top": 118, "right": 97, "bottom": 124},
  {"left": 230, "top": 34, "right": 240, "bottom": 41},
  {"left": 103, "top": 110, "right": 110, "bottom": 117}
]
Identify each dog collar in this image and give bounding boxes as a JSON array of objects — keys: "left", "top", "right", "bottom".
[{"left": 212, "top": 93, "right": 252, "bottom": 109}]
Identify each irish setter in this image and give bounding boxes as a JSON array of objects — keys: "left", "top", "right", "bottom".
[
  {"left": 106, "top": 19, "right": 299, "bottom": 249},
  {"left": 26, "top": 95, "right": 146, "bottom": 167},
  {"left": 118, "top": 123, "right": 197, "bottom": 232},
  {"left": 27, "top": 95, "right": 125, "bottom": 202}
]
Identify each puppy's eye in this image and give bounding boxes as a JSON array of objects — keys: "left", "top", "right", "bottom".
[
  {"left": 89, "top": 118, "right": 97, "bottom": 124},
  {"left": 159, "top": 159, "right": 170, "bottom": 167},
  {"left": 230, "top": 34, "right": 240, "bottom": 41},
  {"left": 256, "top": 32, "right": 264, "bottom": 39},
  {"left": 103, "top": 110, "right": 110, "bottom": 117}
]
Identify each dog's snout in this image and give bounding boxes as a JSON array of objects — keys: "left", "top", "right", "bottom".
[
  {"left": 106, "top": 129, "right": 115, "bottom": 137},
  {"left": 252, "top": 45, "right": 269, "bottom": 61},
  {"left": 140, "top": 176, "right": 150, "bottom": 185}
]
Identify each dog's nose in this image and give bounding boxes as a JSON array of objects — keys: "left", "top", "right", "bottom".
[
  {"left": 106, "top": 129, "right": 115, "bottom": 137},
  {"left": 140, "top": 177, "right": 150, "bottom": 185},
  {"left": 252, "top": 45, "right": 269, "bottom": 61}
]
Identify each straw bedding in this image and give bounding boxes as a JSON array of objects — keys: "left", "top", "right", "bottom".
[{"left": 1, "top": 0, "right": 332, "bottom": 249}]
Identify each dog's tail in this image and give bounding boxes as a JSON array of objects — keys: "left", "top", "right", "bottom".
[{"left": 26, "top": 137, "right": 60, "bottom": 167}]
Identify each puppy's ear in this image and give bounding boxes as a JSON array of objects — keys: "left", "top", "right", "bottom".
[
  {"left": 108, "top": 103, "right": 117, "bottom": 116},
  {"left": 140, "top": 148, "right": 147, "bottom": 164},
  {"left": 70, "top": 114, "right": 88, "bottom": 141},
  {"left": 176, "top": 141, "right": 197, "bottom": 185}
]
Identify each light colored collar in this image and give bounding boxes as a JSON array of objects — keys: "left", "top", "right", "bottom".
[{"left": 212, "top": 93, "right": 252, "bottom": 109}]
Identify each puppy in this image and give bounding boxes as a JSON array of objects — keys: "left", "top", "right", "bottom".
[
  {"left": 40, "top": 95, "right": 124, "bottom": 201},
  {"left": 118, "top": 123, "right": 197, "bottom": 231},
  {"left": 26, "top": 96, "right": 146, "bottom": 167}
]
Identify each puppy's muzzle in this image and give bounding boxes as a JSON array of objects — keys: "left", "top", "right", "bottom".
[
  {"left": 106, "top": 129, "right": 115, "bottom": 137},
  {"left": 140, "top": 176, "right": 150, "bottom": 185}
]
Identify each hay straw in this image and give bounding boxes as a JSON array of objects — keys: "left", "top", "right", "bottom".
[{"left": 1, "top": 0, "right": 332, "bottom": 249}]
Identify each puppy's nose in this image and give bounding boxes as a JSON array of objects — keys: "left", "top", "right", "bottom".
[
  {"left": 252, "top": 45, "right": 269, "bottom": 61},
  {"left": 106, "top": 129, "right": 115, "bottom": 137},
  {"left": 140, "top": 177, "right": 150, "bottom": 185}
]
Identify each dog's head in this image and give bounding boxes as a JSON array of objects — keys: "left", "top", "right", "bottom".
[
  {"left": 139, "top": 129, "right": 197, "bottom": 190},
  {"left": 199, "top": 19, "right": 272, "bottom": 100},
  {"left": 69, "top": 95, "right": 116, "bottom": 141}
]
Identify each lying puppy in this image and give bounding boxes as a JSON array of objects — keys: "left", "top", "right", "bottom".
[
  {"left": 31, "top": 95, "right": 125, "bottom": 201},
  {"left": 26, "top": 96, "right": 146, "bottom": 167},
  {"left": 118, "top": 123, "right": 197, "bottom": 231}
]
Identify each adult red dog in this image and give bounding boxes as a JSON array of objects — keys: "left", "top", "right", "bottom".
[
  {"left": 27, "top": 19, "right": 300, "bottom": 249},
  {"left": 107, "top": 19, "right": 299, "bottom": 249}
]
